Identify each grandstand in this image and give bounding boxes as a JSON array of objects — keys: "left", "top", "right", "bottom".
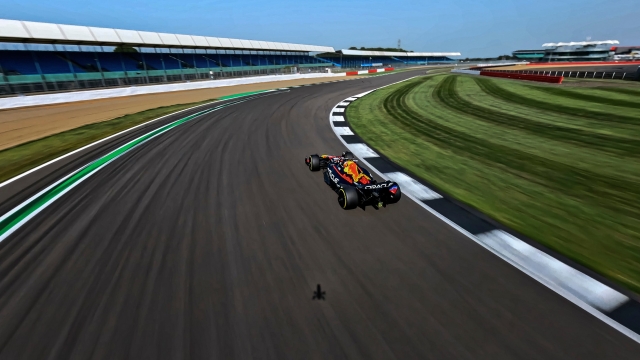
[
  {"left": 511, "top": 50, "right": 545, "bottom": 60},
  {"left": 318, "top": 49, "right": 461, "bottom": 68},
  {"left": 0, "top": 19, "right": 463, "bottom": 95},
  {"left": 512, "top": 40, "right": 640, "bottom": 62},
  {"left": 0, "top": 19, "right": 334, "bottom": 95}
]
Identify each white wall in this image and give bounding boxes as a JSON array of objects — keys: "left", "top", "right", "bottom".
[{"left": 0, "top": 73, "right": 344, "bottom": 110}]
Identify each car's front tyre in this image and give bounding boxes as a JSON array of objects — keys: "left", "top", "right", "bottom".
[{"left": 308, "top": 155, "right": 321, "bottom": 171}]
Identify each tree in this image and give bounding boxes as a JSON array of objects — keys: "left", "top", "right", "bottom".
[{"left": 114, "top": 44, "right": 138, "bottom": 53}]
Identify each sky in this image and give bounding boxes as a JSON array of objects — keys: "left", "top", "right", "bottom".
[{"left": 1, "top": 0, "right": 638, "bottom": 58}]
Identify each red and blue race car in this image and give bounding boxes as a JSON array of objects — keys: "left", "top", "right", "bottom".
[{"left": 305, "top": 151, "right": 401, "bottom": 210}]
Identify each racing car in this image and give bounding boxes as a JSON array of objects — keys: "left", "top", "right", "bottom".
[{"left": 304, "top": 151, "right": 401, "bottom": 210}]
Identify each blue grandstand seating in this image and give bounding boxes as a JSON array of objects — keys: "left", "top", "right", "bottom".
[
  {"left": 0, "top": 49, "right": 333, "bottom": 95},
  {"left": 270, "top": 55, "right": 280, "bottom": 65},
  {"left": 174, "top": 54, "right": 195, "bottom": 69},
  {"left": 0, "top": 51, "right": 39, "bottom": 75},
  {"left": 2, "top": 49, "right": 414, "bottom": 79},
  {"left": 1, "top": 50, "right": 400, "bottom": 79},
  {"left": 203, "top": 55, "right": 221, "bottom": 67},
  {"left": 317, "top": 54, "right": 455, "bottom": 67},
  {"left": 230, "top": 55, "right": 250, "bottom": 66},
  {"left": 192, "top": 54, "right": 211, "bottom": 69},
  {"left": 117, "top": 53, "right": 143, "bottom": 71},
  {"left": 159, "top": 55, "right": 182, "bottom": 70},
  {"left": 93, "top": 53, "right": 126, "bottom": 72},
  {"left": 258, "top": 56, "right": 274, "bottom": 65},
  {"left": 138, "top": 53, "right": 166, "bottom": 70},
  {"left": 121, "top": 53, "right": 157, "bottom": 71},
  {"left": 220, "top": 56, "right": 230, "bottom": 67},
  {"left": 33, "top": 52, "right": 76, "bottom": 74},
  {"left": 66, "top": 52, "right": 104, "bottom": 72}
]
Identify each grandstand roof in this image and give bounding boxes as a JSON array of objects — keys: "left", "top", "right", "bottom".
[
  {"left": 338, "top": 49, "right": 461, "bottom": 57},
  {"left": 0, "top": 19, "right": 335, "bottom": 53},
  {"left": 542, "top": 40, "right": 619, "bottom": 47}
]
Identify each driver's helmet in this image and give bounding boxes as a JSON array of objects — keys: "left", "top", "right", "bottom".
[{"left": 341, "top": 151, "right": 355, "bottom": 160}]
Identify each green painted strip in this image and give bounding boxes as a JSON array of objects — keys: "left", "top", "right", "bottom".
[
  {"left": 0, "top": 111, "right": 202, "bottom": 236},
  {"left": 218, "top": 90, "right": 274, "bottom": 100},
  {"left": 0, "top": 90, "right": 272, "bottom": 240}
]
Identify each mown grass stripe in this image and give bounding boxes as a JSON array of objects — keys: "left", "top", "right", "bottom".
[
  {"left": 346, "top": 73, "right": 640, "bottom": 293},
  {"left": 530, "top": 86, "right": 640, "bottom": 109},
  {"left": 381, "top": 76, "right": 640, "bottom": 217},
  {"left": 597, "top": 87, "right": 640, "bottom": 97},
  {"left": 428, "top": 77, "right": 640, "bottom": 217},
  {"left": 472, "top": 76, "right": 640, "bottom": 125},
  {"left": 441, "top": 76, "right": 640, "bottom": 155}
]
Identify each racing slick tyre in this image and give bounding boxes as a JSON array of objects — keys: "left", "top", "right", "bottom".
[
  {"left": 338, "top": 186, "right": 359, "bottom": 210},
  {"left": 308, "top": 155, "right": 321, "bottom": 172},
  {"left": 343, "top": 151, "right": 355, "bottom": 160}
]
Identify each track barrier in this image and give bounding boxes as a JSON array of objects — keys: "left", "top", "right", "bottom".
[
  {"left": 477, "top": 69, "right": 636, "bottom": 82},
  {"left": 345, "top": 68, "right": 395, "bottom": 76},
  {"left": 0, "top": 73, "right": 345, "bottom": 110},
  {"left": 479, "top": 71, "right": 564, "bottom": 84},
  {"left": 526, "top": 61, "right": 640, "bottom": 66}
]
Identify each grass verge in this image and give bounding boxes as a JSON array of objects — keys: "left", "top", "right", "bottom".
[
  {"left": 0, "top": 97, "right": 220, "bottom": 184},
  {"left": 347, "top": 73, "right": 640, "bottom": 294}
]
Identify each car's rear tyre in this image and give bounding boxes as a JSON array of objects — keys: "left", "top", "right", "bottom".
[
  {"left": 338, "top": 186, "right": 359, "bottom": 210},
  {"left": 343, "top": 151, "right": 355, "bottom": 160},
  {"left": 308, "top": 155, "right": 321, "bottom": 171}
]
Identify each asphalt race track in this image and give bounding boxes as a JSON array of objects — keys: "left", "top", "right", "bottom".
[{"left": 0, "top": 69, "right": 638, "bottom": 359}]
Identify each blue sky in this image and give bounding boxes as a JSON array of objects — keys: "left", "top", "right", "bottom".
[{"left": 2, "top": 0, "right": 638, "bottom": 57}]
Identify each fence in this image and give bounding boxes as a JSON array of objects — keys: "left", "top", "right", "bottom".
[
  {"left": 481, "top": 69, "right": 639, "bottom": 81},
  {"left": 480, "top": 71, "right": 563, "bottom": 84}
]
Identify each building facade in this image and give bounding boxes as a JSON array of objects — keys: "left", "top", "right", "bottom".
[{"left": 512, "top": 40, "right": 640, "bottom": 62}]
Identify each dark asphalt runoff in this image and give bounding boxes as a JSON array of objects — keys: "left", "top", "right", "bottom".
[{"left": 0, "top": 70, "right": 638, "bottom": 359}]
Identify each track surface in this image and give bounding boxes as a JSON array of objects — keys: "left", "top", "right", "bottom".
[{"left": 0, "top": 70, "right": 638, "bottom": 359}]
